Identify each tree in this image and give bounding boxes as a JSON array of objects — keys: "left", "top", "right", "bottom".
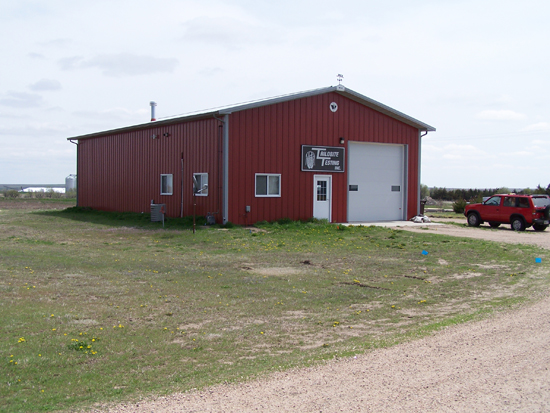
[
  {"left": 534, "top": 184, "right": 547, "bottom": 195},
  {"left": 420, "top": 184, "right": 429, "bottom": 199},
  {"left": 3, "top": 189, "right": 19, "bottom": 198}
]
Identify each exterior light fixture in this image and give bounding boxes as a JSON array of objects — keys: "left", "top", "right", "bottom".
[{"left": 339, "top": 137, "right": 345, "bottom": 144}]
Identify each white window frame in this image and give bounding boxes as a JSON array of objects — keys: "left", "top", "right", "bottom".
[
  {"left": 193, "top": 173, "right": 208, "bottom": 196},
  {"left": 160, "top": 174, "right": 173, "bottom": 195},
  {"left": 255, "top": 173, "right": 281, "bottom": 197}
]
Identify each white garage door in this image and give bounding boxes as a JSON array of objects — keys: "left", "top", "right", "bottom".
[{"left": 348, "top": 142, "right": 405, "bottom": 222}]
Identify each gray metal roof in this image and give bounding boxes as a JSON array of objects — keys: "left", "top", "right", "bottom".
[{"left": 67, "top": 85, "right": 435, "bottom": 141}]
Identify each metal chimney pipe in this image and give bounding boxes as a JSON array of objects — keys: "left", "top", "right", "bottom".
[{"left": 150, "top": 101, "right": 157, "bottom": 121}]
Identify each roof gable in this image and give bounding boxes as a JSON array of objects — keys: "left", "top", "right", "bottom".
[
  {"left": 217, "top": 86, "right": 435, "bottom": 132},
  {"left": 68, "top": 86, "right": 435, "bottom": 141}
]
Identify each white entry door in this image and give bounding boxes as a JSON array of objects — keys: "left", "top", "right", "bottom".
[{"left": 313, "top": 175, "right": 332, "bottom": 221}]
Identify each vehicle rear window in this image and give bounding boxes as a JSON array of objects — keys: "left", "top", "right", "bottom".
[{"left": 533, "top": 197, "right": 550, "bottom": 207}]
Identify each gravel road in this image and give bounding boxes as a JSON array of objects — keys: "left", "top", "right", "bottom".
[{"left": 95, "top": 221, "right": 550, "bottom": 413}]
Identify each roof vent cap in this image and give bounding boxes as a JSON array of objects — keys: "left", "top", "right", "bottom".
[{"left": 150, "top": 101, "right": 157, "bottom": 121}]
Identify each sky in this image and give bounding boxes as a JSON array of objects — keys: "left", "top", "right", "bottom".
[{"left": 1, "top": 0, "right": 549, "bottom": 189}]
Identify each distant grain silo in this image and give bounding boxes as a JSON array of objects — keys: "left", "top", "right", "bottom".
[{"left": 65, "top": 174, "right": 77, "bottom": 192}]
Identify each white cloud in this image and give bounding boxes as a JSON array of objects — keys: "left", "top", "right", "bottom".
[
  {"left": 499, "top": 150, "right": 533, "bottom": 157},
  {"left": 73, "top": 107, "right": 148, "bottom": 122},
  {"left": 423, "top": 143, "right": 491, "bottom": 162},
  {"left": 491, "top": 163, "right": 532, "bottom": 171},
  {"left": 475, "top": 110, "right": 526, "bottom": 121},
  {"left": 521, "top": 122, "right": 550, "bottom": 132},
  {"left": 198, "top": 67, "right": 224, "bottom": 77},
  {"left": 29, "top": 79, "right": 62, "bottom": 91},
  {"left": 58, "top": 54, "right": 179, "bottom": 77},
  {"left": 39, "top": 38, "right": 72, "bottom": 47},
  {"left": 0, "top": 121, "right": 71, "bottom": 136},
  {"left": 0, "top": 91, "right": 44, "bottom": 108},
  {"left": 180, "top": 16, "right": 280, "bottom": 50},
  {"left": 58, "top": 56, "right": 83, "bottom": 71},
  {"left": 28, "top": 52, "right": 45, "bottom": 59},
  {"left": 421, "top": 144, "right": 443, "bottom": 152},
  {"left": 492, "top": 94, "right": 514, "bottom": 105}
]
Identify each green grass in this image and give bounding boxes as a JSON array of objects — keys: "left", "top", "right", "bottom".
[
  {"left": 1, "top": 206, "right": 549, "bottom": 412},
  {"left": 426, "top": 210, "right": 464, "bottom": 219},
  {"left": 0, "top": 197, "right": 76, "bottom": 205}
]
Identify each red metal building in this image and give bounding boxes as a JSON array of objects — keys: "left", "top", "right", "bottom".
[{"left": 68, "top": 86, "right": 435, "bottom": 225}]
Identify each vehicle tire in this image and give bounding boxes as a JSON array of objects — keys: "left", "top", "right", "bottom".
[
  {"left": 489, "top": 222, "right": 501, "bottom": 228},
  {"left": 467, "top": 212, "right": 481, "bottom": 227},
  {"left": 533, "top": 223, "right": 548, "bottom": 232},
  {"left": 510, "top": 217, "right": 526, "bottom": 231}
]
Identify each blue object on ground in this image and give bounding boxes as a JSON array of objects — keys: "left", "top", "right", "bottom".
[
  {"left": 536, "top": 257, "right": 542, "bottom": 263},
  {"left": 422, "top": 250, "right": 428, "bottom": 255}
]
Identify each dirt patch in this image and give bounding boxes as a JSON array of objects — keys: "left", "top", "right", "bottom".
[
  {"left": 451, "top": 271, "right": 484, "bottom": 279},
  {"left": 244, "top": 226, "right": 268, "bottom": 233},
  {"left": 242, "top": 266, "right": 303, "bottom": 276},
  {"left": 474, "top": 263, "right": 510, "bottom": 269},
  {"left": 178, "top": 321, "right": 211, "bottom": 330},
  {"left": 72, "top": 319, "right": 99, "bottom": 325}
]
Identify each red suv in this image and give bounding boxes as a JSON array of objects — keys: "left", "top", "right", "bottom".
[{"left": 464, "top": 194, "right": 550, "bottom": 231}]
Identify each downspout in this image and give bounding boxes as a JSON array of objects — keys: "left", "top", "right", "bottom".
[
  {"left": 217, "top": 124, "right": 223, "bottom": 218},
  {"left": 418, "top": 130, "right": 428, "bottom": 215},
  {"left": 69, "top": 139, "right": 79, "bottom": 207},
  {"left": 180, "top": 153, "right": 184, "bottom": 218},
  {"left": 213, "top": 114, "right": 229, "bottom": 224}
]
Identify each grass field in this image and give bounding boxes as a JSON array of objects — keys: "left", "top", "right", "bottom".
[{"left": 1, "top": 203, "right": 549, "bottom": 412}]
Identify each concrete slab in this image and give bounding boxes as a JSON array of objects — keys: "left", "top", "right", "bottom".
[{"left": 341, "top": 220, "right": 444, "bottom": 228}]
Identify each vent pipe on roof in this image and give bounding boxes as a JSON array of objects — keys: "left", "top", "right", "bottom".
[{"left": 150, "top": 101, "right": 157, "bottom": 121}]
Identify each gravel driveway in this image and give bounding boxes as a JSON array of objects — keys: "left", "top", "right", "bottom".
[
  {"left": 95, "top": 221, "right": 550, "bottom": 413},
  {"left": 400, "top": 217, "right": 550, "bottom": 250}
]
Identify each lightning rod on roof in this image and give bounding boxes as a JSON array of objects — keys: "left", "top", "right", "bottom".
[{"left": 336, "top": 74, "right": 345, "bottom": 91}]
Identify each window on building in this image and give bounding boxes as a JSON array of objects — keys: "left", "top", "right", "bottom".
[
  {"left": 317, "top": 180, "right": 327, "bottom": 201},
  {"left": 255, "top": 174, "right": 281, "bottom": 197},
  {"left": 193, "top": 173, "right": 208, "bottom": 196},
  {"left": 160, "top": 174, "right": 173, "bottom": 195}
]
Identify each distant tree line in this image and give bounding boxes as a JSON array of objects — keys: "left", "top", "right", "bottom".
[
  {"left": 421, "top": 184, "right": 550, "bottom": 202},
  {"left": 1, "top": 188, "right": 76, "bottom": 199}
]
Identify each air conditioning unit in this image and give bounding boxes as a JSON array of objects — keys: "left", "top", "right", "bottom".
[{"left": 151, "top": 203, "right": 166, "bottom": 222}]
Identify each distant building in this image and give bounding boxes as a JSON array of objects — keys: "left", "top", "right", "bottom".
[{"left": 67, "top": 86, "right": 435, "bottom": 224}]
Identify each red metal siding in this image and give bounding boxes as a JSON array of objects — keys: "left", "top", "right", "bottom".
[
  {"left": 227, "top": 92, "right": 419, "bottom": 225},
  {"left": 76, "top": 91, "right": 421, "bottom": 225},
  {"left": 77, "top": 118, "right": 222, "bottom": 220}
]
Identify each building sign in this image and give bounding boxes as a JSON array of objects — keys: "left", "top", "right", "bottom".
[{"left": 301, "top": 145, "right": 345, "bottom": 172}]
